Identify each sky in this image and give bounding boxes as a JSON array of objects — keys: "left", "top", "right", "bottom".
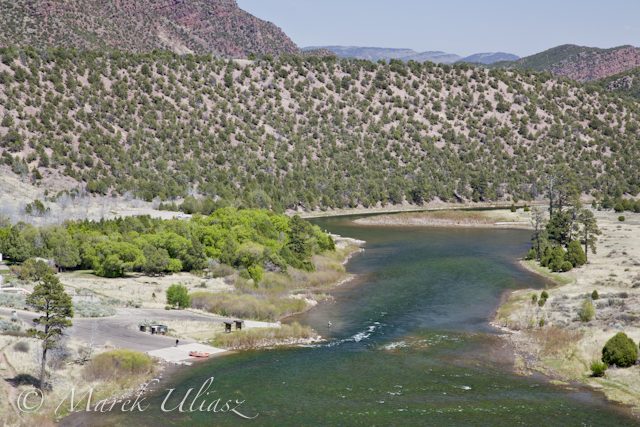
[{"left": 236, "top": 0, "right": 640, "bottom": 58}]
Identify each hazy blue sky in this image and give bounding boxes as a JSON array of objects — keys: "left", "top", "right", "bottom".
[{"left": 236, "top": 0, "right": 640, "bottom": 57}]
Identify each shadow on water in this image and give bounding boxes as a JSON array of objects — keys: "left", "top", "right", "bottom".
[{"left": 62, "top": 216, "right": 640, "bottom": 426}]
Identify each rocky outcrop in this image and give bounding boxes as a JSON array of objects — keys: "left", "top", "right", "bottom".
[
  {"left": 607, "top": 75, "right": 634, "bottom": 91},
  {"left": 0, "top": 0, "right": 301, "bottom": 58}
]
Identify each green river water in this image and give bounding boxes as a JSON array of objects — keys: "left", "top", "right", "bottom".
[{"left": 63, "top": 216, "right": 639, "bottom": 426}]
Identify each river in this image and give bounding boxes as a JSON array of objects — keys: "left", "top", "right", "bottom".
[{"left": 62, "top": 215, "right": 639, "bottom": 426}]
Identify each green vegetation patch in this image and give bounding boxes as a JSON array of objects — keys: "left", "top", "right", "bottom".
[{"left": 83, "top": 349, "right": 154, "bottom": 382}]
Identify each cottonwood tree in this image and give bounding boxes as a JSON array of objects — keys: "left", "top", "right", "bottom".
[
  {"left": 26, "top": 273, "right": 74, "bottom": 390},
  {"left": 577, "top": 209, "right": 600, "bottom": 263}
]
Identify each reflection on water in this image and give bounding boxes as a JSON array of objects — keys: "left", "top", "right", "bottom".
[{"left": 62, "top": 216, "right": 640, "bottom": 426}]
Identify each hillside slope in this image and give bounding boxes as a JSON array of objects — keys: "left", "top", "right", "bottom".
[
  {"left": 490, "top": 44, "right": 640, "bottom": 82},
  {"left": 0, "top": 48, "right": 639, "bottom": 215},
  {"left": 0, "top": 0, "right": 300, "bottom": 58},
  {"left": 595, "top": 66, "right": 640, "bottom": 101}
]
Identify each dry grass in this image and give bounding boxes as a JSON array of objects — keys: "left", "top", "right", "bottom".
[
  {"left": 0, "top": 335, "right": 160, "bottom": 423},
  {"left": 4, "top": 338, "right": 40, "bottom": 376},
  {"left": 190, "top": 292, "right": 307, "bottom": 321},
  {"left": 58, "top": 271, "right": 233, "bottom": 309},
  {"left": 212, "top": 322, "right": 319, "bottom": 350},
  {"left": 530, "top": 326, "right": 583, "bottom": 356}
]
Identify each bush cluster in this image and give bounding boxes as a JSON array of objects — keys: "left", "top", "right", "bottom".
[
  {"left": 73, "top": 301, "right": 117, "bottom": 317},
  {"left": 540, "top": 241, "right": 586, "bottom": 272}
]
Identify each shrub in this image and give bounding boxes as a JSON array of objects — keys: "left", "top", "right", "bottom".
[
  {"left": 538, "top": 291, "right": 550, "bottom": 306},
  {"left": 531, "top": 294, "right": 538, "bottom": 304},
  {"left": 0, "top": 293, "right": 27, "bottom": 309},
  {"left": 590, "top": 360, "right": 607, "bottom": 377},
  {"left": 83, "top": 349, "right": 154, "bottom": 381},
  {"left": 560, "top": 261, "right": 573, "bottom": 272},
  {"left": 74, "top": 301, "right": 117, "bottom": 317},
  {"left": 166, "top": 284, "right": 190, "bottom": 308},
  {"left": 13, "top": 341, "right": 29, "bottom": 353},
  {"left": 539, "top": 318, "right": 545, "bottom": 327},
  {"left": 238, "top": 269, "right": 251, "bottom": 280},
  {"left": 577, "top": 299, "right": 595, "bottom": 322},
  {"left": 525, "top": 248, "right": 537, "bottom": 260},
  {"left": 618, "top": 216, "right": 625, "bottom": 222},
  {"left": 0, "top": 318, "right": 21, "bottom": 332},
  {"left": 211, "top": 264, "right": 234, "bottom": 278},
  {"left": 614, "top": 203, "right": 624, "bottom": 213},
  {"left": 602, "top": 332, "right": 638, "bottom": 367},
  {"left": 510, "top": 204, "right": 516, "bottom": 212},
  {"left": 592, "top": 290, "right": 599, "bottom": 300},
  {"left": 523, "top": 205, "right": 530, "bottom": 212}
]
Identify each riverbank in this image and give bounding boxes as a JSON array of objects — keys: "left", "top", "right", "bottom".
[
  {"left": 294, "top": 200, "right": 544, "bottom": 220},
  {"left": 493, "top": 209, "right": 640, "bottom": 410},
  {"left": 353, "top": 207, "right": 534, "bottom": 228}
]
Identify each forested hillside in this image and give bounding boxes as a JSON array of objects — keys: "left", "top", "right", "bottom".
[
  {"left": 0, "top": 0, "right": 300, "bottom": 58},
  {"left": 490, "top": 44, "right": 640, "bottom": 83},
  {"left": 1, "top": 46, "right": 640, "bottom": 213}
]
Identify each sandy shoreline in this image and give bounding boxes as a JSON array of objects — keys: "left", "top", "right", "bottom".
[{"left": 295, "top": 200, "right": 546, "bottom": 220}]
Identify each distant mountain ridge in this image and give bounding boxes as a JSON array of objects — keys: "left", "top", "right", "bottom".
[
  {"left": 0, "top": 0, "right": 301, "bottom": 58},
  {"left": 302, "top": 46, "right": 519, "bottom": 64},
  {"left": 458, "top": 52, "right": 519, "bottom": 64},
  {"left": 302, "top": 46, "right": 462, "bottom": 63},
  {"left": 489, "top": 44, "right": 640, "bottom": 82}
]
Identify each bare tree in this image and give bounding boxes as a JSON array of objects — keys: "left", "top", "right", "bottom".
[
  {"left": 57, "top": 193, "right": 72, "bottom": 211},
  {"left": 86, "top": 321, "right": 101, "bottom": 360},
  {"left": 530, "top": 207, "right": 547, "bottom": 261}
]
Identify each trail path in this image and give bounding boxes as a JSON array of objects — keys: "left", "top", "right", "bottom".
[{"left": 0, "top": 347, "right": 23, "bottom": 422}]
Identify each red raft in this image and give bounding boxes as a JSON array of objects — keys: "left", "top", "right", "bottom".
[{"left": 189, "top": 351, "right": 210, "bottom": 357}]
